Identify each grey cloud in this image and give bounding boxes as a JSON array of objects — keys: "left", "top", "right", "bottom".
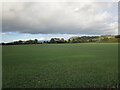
[{"left": 2, "top": 2, "right": 118, "bottom": 35}]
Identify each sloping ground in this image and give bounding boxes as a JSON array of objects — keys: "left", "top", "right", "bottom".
[{"left": 68, "top": 35, "right": 119, "bottom": 43}]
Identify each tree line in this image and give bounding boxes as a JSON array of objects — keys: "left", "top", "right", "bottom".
[
  {"left": 1, "top": 38, "right": 67, "bottom": 45},
  {"left": 1, "top": 35, "right": 120, "bottom": 45}
]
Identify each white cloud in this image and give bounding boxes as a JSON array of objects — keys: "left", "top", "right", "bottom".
[
  {"left": 13, "top": 39, "right": 28, "bottom": 41},
  {"left": 1, "top": 0, "right": 119, "bottom": 2},
  {"left": 39, "top": 37, "right": 50, "bottom": 40},
  {"left": 2, "top": 2, "right": 118, "bottom": 35},
  {"left": 0, "top": 33, "right": 6, "bottom": 35}
]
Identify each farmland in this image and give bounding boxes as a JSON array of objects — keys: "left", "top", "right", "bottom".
[{"left": 2, "top": 43, "right": 118, "bottom": 88}]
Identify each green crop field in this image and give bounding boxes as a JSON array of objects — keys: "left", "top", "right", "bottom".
[{"left": 2, "top": 43, "right": 118, "bottom": 88}]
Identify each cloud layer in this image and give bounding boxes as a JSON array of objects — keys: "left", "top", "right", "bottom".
[{"left": 2, "top": 2, "right": 118, "bottom": 35}]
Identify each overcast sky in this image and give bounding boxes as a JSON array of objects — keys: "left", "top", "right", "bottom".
[{"left": 1, "top": 1, "right": 118, "bottom": 42}]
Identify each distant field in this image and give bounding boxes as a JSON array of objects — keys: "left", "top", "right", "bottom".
[{"left": 2, "top": 43, "right": 118, "bottom": 88}]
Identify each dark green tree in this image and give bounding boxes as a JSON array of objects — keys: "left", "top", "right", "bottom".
[
  {"left": 61, "top": 38, "right": 65, "bottom": 43},
  {"left": 50, "top": 38, "right": 56, "bottom": 43},
  {"left": 68, "top": 39, "right": 71, "bottom": 43},
  {"left": 34, "top": 39, "right": 38, "bottom": 44}
]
